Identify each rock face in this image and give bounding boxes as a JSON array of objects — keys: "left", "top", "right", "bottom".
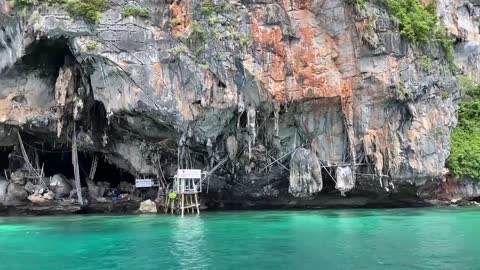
[
  {"left": 289, "top": 148, "right": 323, "bottom": 198},
  {"left": 139, "top": 199, "right": 157, "bottom": 213},
  {"left": 86, "top": 178, "right": 107, "bottom": 200},
  {"left": 419, "top": 176, "right": 480, "bottom": 202},
  {"left": 0, "top": 0, "right": 479, "bottom": 208},
  {"left": 0, "top": 179, "right": 28, "bottom": 205},
  {"left": 49, "top": 174, "right": 73, "bottom": 198}
]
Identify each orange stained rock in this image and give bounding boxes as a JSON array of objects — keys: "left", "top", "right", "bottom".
[
  {"left": 280, "top": 0, "right": 312, "bottom": 10},
  {"left": 153, "top": 63, "right": 163, "bottom": 96},
  {"left": 0, "top": 95, "right": 50, "bottom": 125},
  {"left": 169, "top": 0, "right": 191, "bottom": 36},
  {"left": 251, "top": 18, "right": 285, "bottom": 58},
  {"left": 252, "top": 7, "right": 264, "bottom": 20},
  {"left": 249, "top": 3, "right": 356, "bottom": 103},
  {"left": 291, "top": 26, "right": 344, "bottom": 99},
  {"left": 341, "top": 81, "right": 353, "bottom": 98},
  {"left": 251, "top": 17, "right": 287, "bottom": 100}
]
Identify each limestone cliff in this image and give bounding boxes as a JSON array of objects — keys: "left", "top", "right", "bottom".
[{"left": 0, "top": 0, "right": 479, "bottom": 208}]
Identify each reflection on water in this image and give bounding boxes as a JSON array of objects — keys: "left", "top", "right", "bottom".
[
  {"left": 0, "top": 208, "right": 479, "bottom": 270},
  {"left": 173, "top": 216, "right": 209, "bottom": 268}
]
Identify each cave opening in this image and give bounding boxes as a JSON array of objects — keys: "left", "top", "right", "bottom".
[
  {"left": 36, "top": 151, "right": 135, "bottom": 188},
  {"left": 0, "top": 146, "right": 13, "bottom": 174},
  {"left": 0, "top": 36, "right": 82, "bottom": 108},
  {"left": 321, "top": 167, "right": 338, "bottom": 194},
  {"left": 80, "top": 154, "right": 136, "bottom": 187},
  {"left": 21, "top": 37, "right": 74, "bottom": 77}
]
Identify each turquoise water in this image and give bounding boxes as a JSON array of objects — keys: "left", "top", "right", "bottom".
[{"left": 0, "top": 208, "right": 479, "bottom": 270}]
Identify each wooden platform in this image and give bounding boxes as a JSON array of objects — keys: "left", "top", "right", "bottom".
[
  {"left": 163, "top": 192, "right": 200, "bottom": 215},
  {"left": 164, "top": 176, "right": 201, "bottom": 215}
]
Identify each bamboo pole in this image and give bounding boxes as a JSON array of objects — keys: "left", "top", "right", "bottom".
[
  {"left": 181, "top": 193, "right": 184, "bottom": 216},
  {"left": 72, "top": 123, "right": 84, "bottom": 205},
  {"left": 89, "top": 156, "right": 98, "bottom": 180},
  {"left": 164, "top": 196, "right": 170, "bottom": 213},
  {"left": 194, "top": 193, "right": 200, "bottom": 214},
  {"left": 17, "top": 131, "right": 45, "bottom": 186},
  {"left": 190, "top": 195, "right": 194, "bottom": 213},
  {"left": 259, "top": 145, "right": 305, "bottom": 173},
  {"left": 268, "top": 154, "right": 290, "bottom": 172}
]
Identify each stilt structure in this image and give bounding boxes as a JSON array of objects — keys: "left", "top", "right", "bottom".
[
  {"left": 165, "top": 169, "right": 202, "bottom": 215},
  {"left": 177, "top": 178, "right": 200, "bottom": 216}
]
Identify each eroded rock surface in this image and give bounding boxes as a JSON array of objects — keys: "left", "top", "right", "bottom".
[
  {"left": 289, "top": 148, "right": 323, "bottom": 198},
  {"left": 49, "top": 174, "right": 73, "bottom": 198},
  {"left": 0, "top": 0, "right": 479, "bottom": 208}
]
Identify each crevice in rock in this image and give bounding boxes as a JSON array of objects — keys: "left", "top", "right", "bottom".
[
  {"left": 320, "top": 167, "right": 337, "bottom": 194},
  {"left": 0, "top": 146, "right": 12, "bottom": 174}
]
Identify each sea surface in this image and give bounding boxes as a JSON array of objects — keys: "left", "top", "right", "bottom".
[{"left": 0, "top": 208, "right": 479, "bottom": 270}]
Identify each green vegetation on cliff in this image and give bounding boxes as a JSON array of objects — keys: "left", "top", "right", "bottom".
[
  {"left": 122, "top": 5, "right": 150, "bottom": 18},
  {"left": 66, "top": 0, "right": 109, "bottom": 23},
  {"left": 379, "top": 0, "right": 437, "bottom": 43},
  {"left": 86, "top": 41, "right": 97, "bottom": 50},
  {"left": 448, "top": 77, "right": 480, "bottom": 178},
  {"left": 381, "top": 0, "right": 455, "bottom": 70},
  {"left": 374, "top": 0, "right": 456, "bottom": 71},
  {"left": 12, "top": 0, "right": 109, "bottom": 23}
]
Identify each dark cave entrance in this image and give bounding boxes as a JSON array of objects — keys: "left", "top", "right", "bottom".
[
  {"left": 0, "top": 146, "right": 13, "bottom": 175},
  {"left": 80, "top": 154, "right": 136, "bottom": 187},
  {"left": 0, "top": 36, "right": 82, "bottom": 108},
  {"left": 37, "top": 151, "right": 135, "bottom": 188},
  {"left": 21, "top": 37, "right": 74, "bottom": 77},
  {"left": 321, "top": 167, "right": 338, "bottom": 194}
]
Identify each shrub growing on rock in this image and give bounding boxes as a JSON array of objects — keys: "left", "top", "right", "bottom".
[
  {"left": 379, "top": 0, "right": 437, "bottom": 43},
  {"left": 12, "top": 0, "right": 108, "bottom": 23},
  {"left": 121, "top": 5, "right": 150, "bottom": 18},
  {"left": 448, "top": 77, "right": 480, "bottom": 178},
  {"left": 378, "top": 0, "right": 456, "bottom": 72},
  {"left": 12, "top": 0, "right": 34, "bottom": 7},
  {"left": 66, "top": 0, "right": 110, "bottom": 23},
  {"left": 86, "top": 41, "right": 97, "bottom": 50}
]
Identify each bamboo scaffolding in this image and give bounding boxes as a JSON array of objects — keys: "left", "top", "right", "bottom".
[{"left": 16, "top": 131, "right": 46, "bottom": 185}]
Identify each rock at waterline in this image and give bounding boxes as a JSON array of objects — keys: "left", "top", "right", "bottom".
[
  {"left": 6, "top": 182, "right": 28, "bottom": 205},
  {"left": 28, "top": 193, "right": 49, "bottom": 204},
  {"left": 43, "top": 191, "right": 55, "bottom": 200},
  {"left": 49, "top": 174, "right": 72, "bottom": 198},
  {"left": 139, "top": 199, "right": 157, "bottom": 213}
]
